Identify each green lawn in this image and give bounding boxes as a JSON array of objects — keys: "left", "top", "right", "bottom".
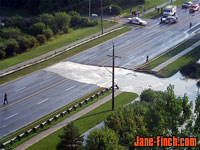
[
  {"left": 140, "top": 38, "right": 199, "bottom": 71},
  {"left": 0, "top": 21, "right": 115, "bottom": 70},
  {"left": 0, "top": 26, "right": 131, "bottom": 85},
  {"left": 157, "top": 45, "right": 200, "bottom": 77},
  {"left": 27, "top": 92, "right": 138, "bottom": 150}
]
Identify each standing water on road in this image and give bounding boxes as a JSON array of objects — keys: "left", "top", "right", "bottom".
[{"left": 46, "top": 61, "right": 198, "bottom": 102}]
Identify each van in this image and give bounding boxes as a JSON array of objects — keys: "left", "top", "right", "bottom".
[{"left": 163, "top": 5, "right": 177, "bottom": 16}]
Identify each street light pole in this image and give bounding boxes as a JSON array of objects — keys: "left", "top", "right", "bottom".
[
  {"left": 100, "top": 0, "right": 104, "bottom": 34},
  {"left": 89, "top": 0, "right": 91, "bottom": 20}
]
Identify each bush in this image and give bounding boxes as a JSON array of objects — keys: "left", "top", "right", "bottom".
[
  {"left": 43, "top": 27, "right": 53, "bottom": 39},
  {"left": 70, "top": 16, "right": 82, "bottom": 28},
  {"left": 29, "top": 22, "right": 46, "bottom": 36},
  {"left": 80, "top": 17, "right": 98, "bottom": 27},
  {"left": 105, "top": 4, "right": 122, "bottom": 15},
  {"left": 0, "top": 43, "right": 6, "bottom": 59},
  {"left": 180, "top": 63, "right": 200, "bottom": 79},
  {"left": 36, "top": 34, "right": 46, "bottom": 44},
  {"left": 1, "top": 27, "right": 21, "bottom": 39},
  {"left": 5, "top": 16, "right": 27, "bottom": 31},
  {"left": 140, "top": 89, "right": 157, "bottom": 103},
  {"left": 5, "top": 39, "right": 19, "bottom": 57},
  {"left": 17, "top": 35, "right": 37, "bottom": 52},
  {"left": 54, "top": 12, "right": 71, "bottom": 31}
]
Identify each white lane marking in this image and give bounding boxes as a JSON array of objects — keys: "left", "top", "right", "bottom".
[
  {"left": 37, "top": 98, "right": 49, "bottom": 105},
  {"left": 5, "top": 113, "right": 18, "bottom": 120},
  {"left": 44, "top": 76, "right": 52, "bottom": 80},
  {"left": 0, "top": 124, "right": 8, "bottom": 129},
  {"left": 15, "top": 87, "right": 26, "bottom": 92},
  {"left": 65, "top": 86, "right": 75, "bottom": 91}
]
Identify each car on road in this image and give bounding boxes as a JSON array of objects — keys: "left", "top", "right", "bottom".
[
  {"left": 189, "top": 4, "right": 199, "bottom": 13},
  {"left": 128, "top": 17, "right": 147, "bottom": 26},
  {"left": 160, "top": 16, "right": 178, "bottom": 24},
  {"left": 182, "top": 1, "right": 193, "bottom": 9}
]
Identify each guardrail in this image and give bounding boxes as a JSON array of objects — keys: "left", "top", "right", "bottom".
[
  {"left": 0, "top": 86, "right": 119, "bottom": 149},
  {"left": 0, "top": 27, "right": 124, "bottom": 78}
]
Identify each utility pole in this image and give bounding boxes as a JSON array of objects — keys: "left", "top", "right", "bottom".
[
  {"left": 100, "top": 0, "right": 104, "bottom": 34},
  {"left": 107, "top": 43, "right": 120, "bottom": 111},
  {"left": 89, "top": 0, "right": 91, "bottom": 20}
]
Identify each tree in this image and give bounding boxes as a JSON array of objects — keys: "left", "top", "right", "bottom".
[
  {"left": 17, "top": 35, "right": 37, "bottom": 51},
  {"left": 140, "top": 88, "right": 157, "bottom": 103},
  {"left": 5, "top": 16, "right": 27, "bottom": 31},
  {"left": 5, "top": 39, "right": 19, "bottom": 57},
  {"left": 29, "top": 22, "right": 46, "bottom": 36},
  {"left": 54, "top": 12, "right": 71, "bottom": 31},
  {"left": 39, "top": 13, "right": 55, "bottom": 27},
  {"left": 194, "top": 95, "right": 200, "bottom": 134},
  {"left": 86, "top": 127, "right": 120, "bottom": 150},
  {"left": 0, "top": 43, "right": 6, "bottom": 59},
  {"left": 1, "top": 27, "right": 21, "bottom": 39},
  {"left": 105, "top": 4, "right": 122, "bottom": 15},
  {"left": 43, "top": 27, "right": 53, "bottom": 39},
  {"left": 57, "top": 122, "right": 83, "bottom": 150},
  {"left": 105, "top": 106, "right": 147, "bottom": 149},
  {"left": 36, "top": 34, "right": 46, "bottom": 44}
]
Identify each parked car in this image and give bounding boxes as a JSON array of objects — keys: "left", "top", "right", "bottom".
[
  {"left": 189, "top": 4, "right": 199, "bottom": 13},
  {"left": 160, "top": 16, "right": 178, "bottom": 24},
  {"left": 182, "top": 1, "right": 193, "bottom": 8},
  {"left": 128, "top": 17, "right": 147, "bottom": 25}
]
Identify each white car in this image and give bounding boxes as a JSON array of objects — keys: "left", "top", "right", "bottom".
[
  {"left": 128, "top": 17, "right": 147, "bottom": 26},
  {"left": 160, "top": 16, "right": 178, "bottom": 24}
]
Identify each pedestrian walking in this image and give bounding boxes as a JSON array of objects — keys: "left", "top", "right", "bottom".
[
  {"left": 190, "top": 22, "right": 192, "bottom": 29},
  {"left": 3, "top": 93, "right": 8, "bottom": 105},
  {"left": 144, "top": 7, "right": 146, "bottom": 12},
  {"left": 146, "top": 55, "right": 149, "bottom": 63}
]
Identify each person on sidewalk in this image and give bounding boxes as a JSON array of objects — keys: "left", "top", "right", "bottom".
[{"left": 3, "top": 93, "right": 8, "bottom": 105}]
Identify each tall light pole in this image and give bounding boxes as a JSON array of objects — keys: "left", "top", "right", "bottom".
[
  {"left": 100, "top": 0, "right": 104, "bottom": 34},
  {"left": 89, "top": 0, "right": 91, "bottom": 19}
]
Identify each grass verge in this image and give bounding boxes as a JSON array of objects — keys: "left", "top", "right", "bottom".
[
  {"left": 26, "top": 92, "right": 138, "bottom": 150},
  {"left": 138, "top": 37, "right": 199, "bottom": 71},
  {"left": 142, "top": 0, "right": 188, "bottom": 19},
  {"left": 0, "top": 26, "right": 131, "bottom": 85},
  {"left": 1, "top": 88, "right": 112, "bottom": 149},
  {"left": 157, "top": 45, "right": 200, "bottom": 77},
  {"left": 0, "top": 21, "right": 115, "bottom": 70},
  {"left": 122, "top": 0, "right": 168, "bottom": 17}
]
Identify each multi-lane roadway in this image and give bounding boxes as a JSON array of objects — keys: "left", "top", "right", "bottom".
[{"left": 1, "top": 3, "right": 200, "bottom": 138}]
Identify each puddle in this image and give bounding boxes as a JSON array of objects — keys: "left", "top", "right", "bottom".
[{"left": 46, "top": 61, "right": 199, "bottom": 102}]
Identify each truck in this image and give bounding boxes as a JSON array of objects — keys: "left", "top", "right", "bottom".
[{"left": 162, "top": 5, "right": 177, "bottom": 16}]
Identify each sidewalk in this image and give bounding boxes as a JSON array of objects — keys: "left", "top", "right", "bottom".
[
  {"left": 15, "top": 91, "right": 122, "bottom": 150},
  {"left": 152, "top": 40, "right": 200, "bottom": 72}
]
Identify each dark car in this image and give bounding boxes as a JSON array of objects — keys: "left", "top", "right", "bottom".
[{"left": 182, "top": 1, "right": 192, "bottom": 8}]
